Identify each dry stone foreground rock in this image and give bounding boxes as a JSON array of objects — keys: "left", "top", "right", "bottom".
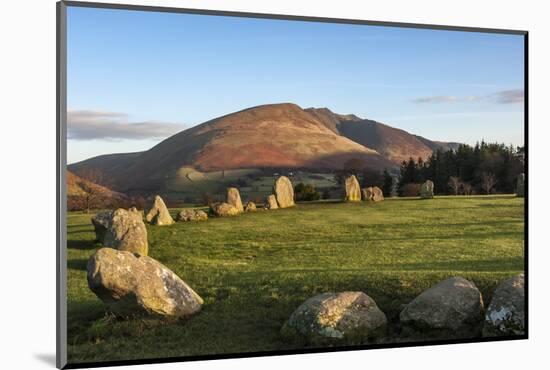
[
  {"left": 145, "top": 195, "right": 174, "bottom": 225},
  {"left": 266, "top": 194, "right": 279, "bottom": 209},
  {"left": 283, "top": 292, "right": 387, "bottom": 344},
  {"left": 362, "top": 186, "right": 384, "bottom": 202},
  {"left": 87, "top": 248, "right": 203, "bottom": 318},
  {"left": 516, "top": 173, "right": 525, "bottom": 197},
  {"left": 344, "top": 175, "right": 361, "bottom": 202},
  {"left": 274, "top": 176, "right": 295, "bottom": 208},
  {"left": 420, "top": 180, "right": 435, "bottom": 199},
  {"left": 210, "top": 202, "right": 240, "bottom": 217},
  {"left": 483, "top": 273, "right": 525, "bottom": 336},
  {"left": 400, "top": 277, "right": 484, "bottom": 339},
  {"left": 226, "top": 187, "right": 244, "bottom": 212},
  {"left": 91, "top": 207, "right": 148, "bottom": 256},
  {"left": 176, "top": 209, "right": 208, "bottom": 222},
  {"left": 244, "top": 201, "right": 257, "bottom": 212}
]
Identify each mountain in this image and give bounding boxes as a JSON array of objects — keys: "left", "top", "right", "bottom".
[
  {"left": 69, "top": 103, "right": 396, "bottom": 192},
  {"left": 305, "top": 107, "right": 458, "bottom": 164},
  {"left": 413, "top": 135, "right": 461, "bottom": 152}
]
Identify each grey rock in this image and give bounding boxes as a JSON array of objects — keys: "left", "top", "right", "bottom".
[
  {"left": 87, "top": 248, "right": 203, "bottom": 318},
  {"left": 483, "top": 273, "right": 525, "bottom": 336}
]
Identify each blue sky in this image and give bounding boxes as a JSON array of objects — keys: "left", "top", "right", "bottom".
[{"left": 67, "top": 6, "right": 525, "bottom": 164}]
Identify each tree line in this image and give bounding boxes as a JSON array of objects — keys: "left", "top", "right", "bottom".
[{"left": 397, "top": 141, "right": 524, "bottom": 196}]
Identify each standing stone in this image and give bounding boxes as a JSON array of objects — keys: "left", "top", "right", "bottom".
[
  {"left": 266, "top": 194, "right": 279, "bottom": 209},
  {"left": 226, "top": 187, "right": 244, "bottom": 212},
  {"left": 371, "top": 186, "right": 384, "bottom": 201},
  {"left": 87, "top": 248, "right": 203, "bottom": 318},
  {"left": 274, "top": 176, "right": 295, "bottom": 208},
  {"left": 420, "top": 180, "right": 435, "bottom": 199},
  {"left": 362, "top": 186, "right": 384, "bottom": 202},
  {"left": 400, "top": 277, "right": 484, "bottom": 338},
  {"left": 483, "top": 273, "right": 525, "bottom": 336},
  {"left": 145, "top": 195, "right": 174, "bottom": 225},
  {"left": 210, "top": 202, "right": 240, "bottom": 217},
  {"left": 516, "top": 173, "right": 525, "bottom": 197},
  {"left": 244, "top": 201, "right": 257, "bottom": 212},
  {"left": 175, "top": 209, "right": 208, "bottom": 222},
  {"left": 91, "top": 210, "right": 111, "bottom": 242},
  {"left": 344, "top": 175, "right": 361, "bottom": 202},
  {"left": 91, "top": 207, "right": 148, "bottom": 256},
  {"left": 283, "top": 292, "right": 387, "bottom": 344}
]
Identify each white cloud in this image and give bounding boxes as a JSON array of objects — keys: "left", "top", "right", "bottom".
[
  {"left": 67, "top": 110, "right": 185, "bottom": 140},
  {"left": 493, "top": 89, "right": 524, "bottom": 104},
  {"left": 412, "top": 89, "right": 524, "bottom": 105}
]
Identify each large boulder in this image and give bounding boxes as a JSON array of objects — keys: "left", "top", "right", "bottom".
[
  {"left": 266, "top": 194, "right": 279, "bottom": 209},
  {"left": 226, "top": 187, "right": 244, "bottom": 212},
  {"left": 145, "top": 195, "right": 174, "bottom": 225},
  {"left": 283, "top": 292, "right": 387, "bottom": 344},
  {"left": 87, "top": 248, "right": 203, "bottom": 318},
  {"left": 210, "top": 202, "right": 240, "bottom": 217},
  {"left": 400, "top": 277, "right": 484, "bottom": 338},
  {"left": 344, "top": 175, "right": 361, "bottom": 202},
  {"left": 91, "top": 207, "right": 148, "bottom": 256},
  {"left": 483, "top": 273, "right": 525, "bottom": 336},
  {"left": 362, "top": 186, "right": 384, "bottom": 202},
  {"left": 516, "top": 173, "right": 525, "bottom": 197},
  {"left": 420, "top": 180, "right": 435, "bottom": 199},
  {"left": 175, "top": 209, "right": 208, "bottom": 222},
  {"left": 274, "top": 176, "right": 295, "bottom": 208},
  {"left": 244, "top": 201, "right": 257, "bottom": 212}
]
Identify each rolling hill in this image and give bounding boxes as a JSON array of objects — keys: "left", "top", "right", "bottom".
[{"left": 69, "top": 103, "right": 459, "bottom": 193}]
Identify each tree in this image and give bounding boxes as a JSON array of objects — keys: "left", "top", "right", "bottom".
[
  {"left": 480, "top": 172, "right": 497, "bottom": 195},
  {"left": 461, "top": 182, "right": 473, "bottom": 195},
  {"left": 401, "top": 183, "right": 421, "bottom": 197},
  {"left": 382, "top": 169, "right": 393, "bottom": 197},
  {"left": 294, "top": 183, "right": 321, "bottom": 201},
  {"left": 448, "top": 176, "right": 460, "bottom": 195},
  {"left": 361, "top": 168, "right": 384, "bottom": 188},
  {"left": 77, "top": 168, "right": 108, "bottom": 213}
]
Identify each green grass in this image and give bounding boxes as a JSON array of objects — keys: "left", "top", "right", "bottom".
[{"left": 66, "top": 195, "right": 524, "bottom": 364}]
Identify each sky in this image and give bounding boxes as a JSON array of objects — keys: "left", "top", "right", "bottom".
[{"left": 67, "top": 6, "right": 525, "bottom": 164}]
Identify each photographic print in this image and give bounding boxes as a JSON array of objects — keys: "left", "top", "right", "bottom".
[{"left": 59, "top": 2, "right": 526, "bottom": 368}]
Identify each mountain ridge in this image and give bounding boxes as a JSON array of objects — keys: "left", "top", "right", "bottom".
[{"left": 69, "top": 103, "right": 459, "bottom": 192}]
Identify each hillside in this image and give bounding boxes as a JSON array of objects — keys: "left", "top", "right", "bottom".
[
  {"left": 70, "top": 103, "right": 395, "bottom": 192},
  {"left": 305, "top": 107, "right": 457, "bottom": 164},
  {"left": 67, "top": 170, "right": 128, "bottom": 205}
]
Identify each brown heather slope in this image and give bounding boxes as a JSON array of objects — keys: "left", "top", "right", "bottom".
[
  {"left": 67, "top": 170, "right": 128, "bottom": 202},
  {"left": 306, "top": 107, "right": 458, "bottom": 164},
  {"left": 69, "top": 103, "right": 395, "bottom": 192}
]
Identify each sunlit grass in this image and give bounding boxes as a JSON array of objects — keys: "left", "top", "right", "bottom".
[{"left": 66, "top": 195, "right": 524, "bottom": 364}]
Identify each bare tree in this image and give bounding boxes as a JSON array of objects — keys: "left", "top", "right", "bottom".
[
  {"left": 461, "top": 182, "right": 473, "bottom": 196},
  {"left": 447, "top": 176, "right": 460, "bottom": 195},
  {"left": 481, "top": 172, "right": 497, "bottom": 195}
]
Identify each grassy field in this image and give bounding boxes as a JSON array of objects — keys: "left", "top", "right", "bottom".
[
  {"left": 66, "top": 195, "right": 524, "bottom": 364},
  {"left": 163, "top": 167, "right": 337, "bottom": 203}
]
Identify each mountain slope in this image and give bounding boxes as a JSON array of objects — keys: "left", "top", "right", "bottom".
[
  {"left": 69, "top": 103, "right": 395, "bottom": 192},
  {"left": 67, "top": 170, "right": 128, "bottom": 202},
  {"left": 306, "top": 107, "right": 458, "bottom": 164}
]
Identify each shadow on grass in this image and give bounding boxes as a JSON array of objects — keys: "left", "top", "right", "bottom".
[
  {"left": 375, "top": 256, "right": 524, "bottom": 272},
  {"left": 365, "top": 231, "right": 521, "bottom": 241},
  {"left": 68, "top": 258, "right": 89, "bottom": 271},
  {"left": 67, "top": 239, "right": 98, "bottom": 250}
]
